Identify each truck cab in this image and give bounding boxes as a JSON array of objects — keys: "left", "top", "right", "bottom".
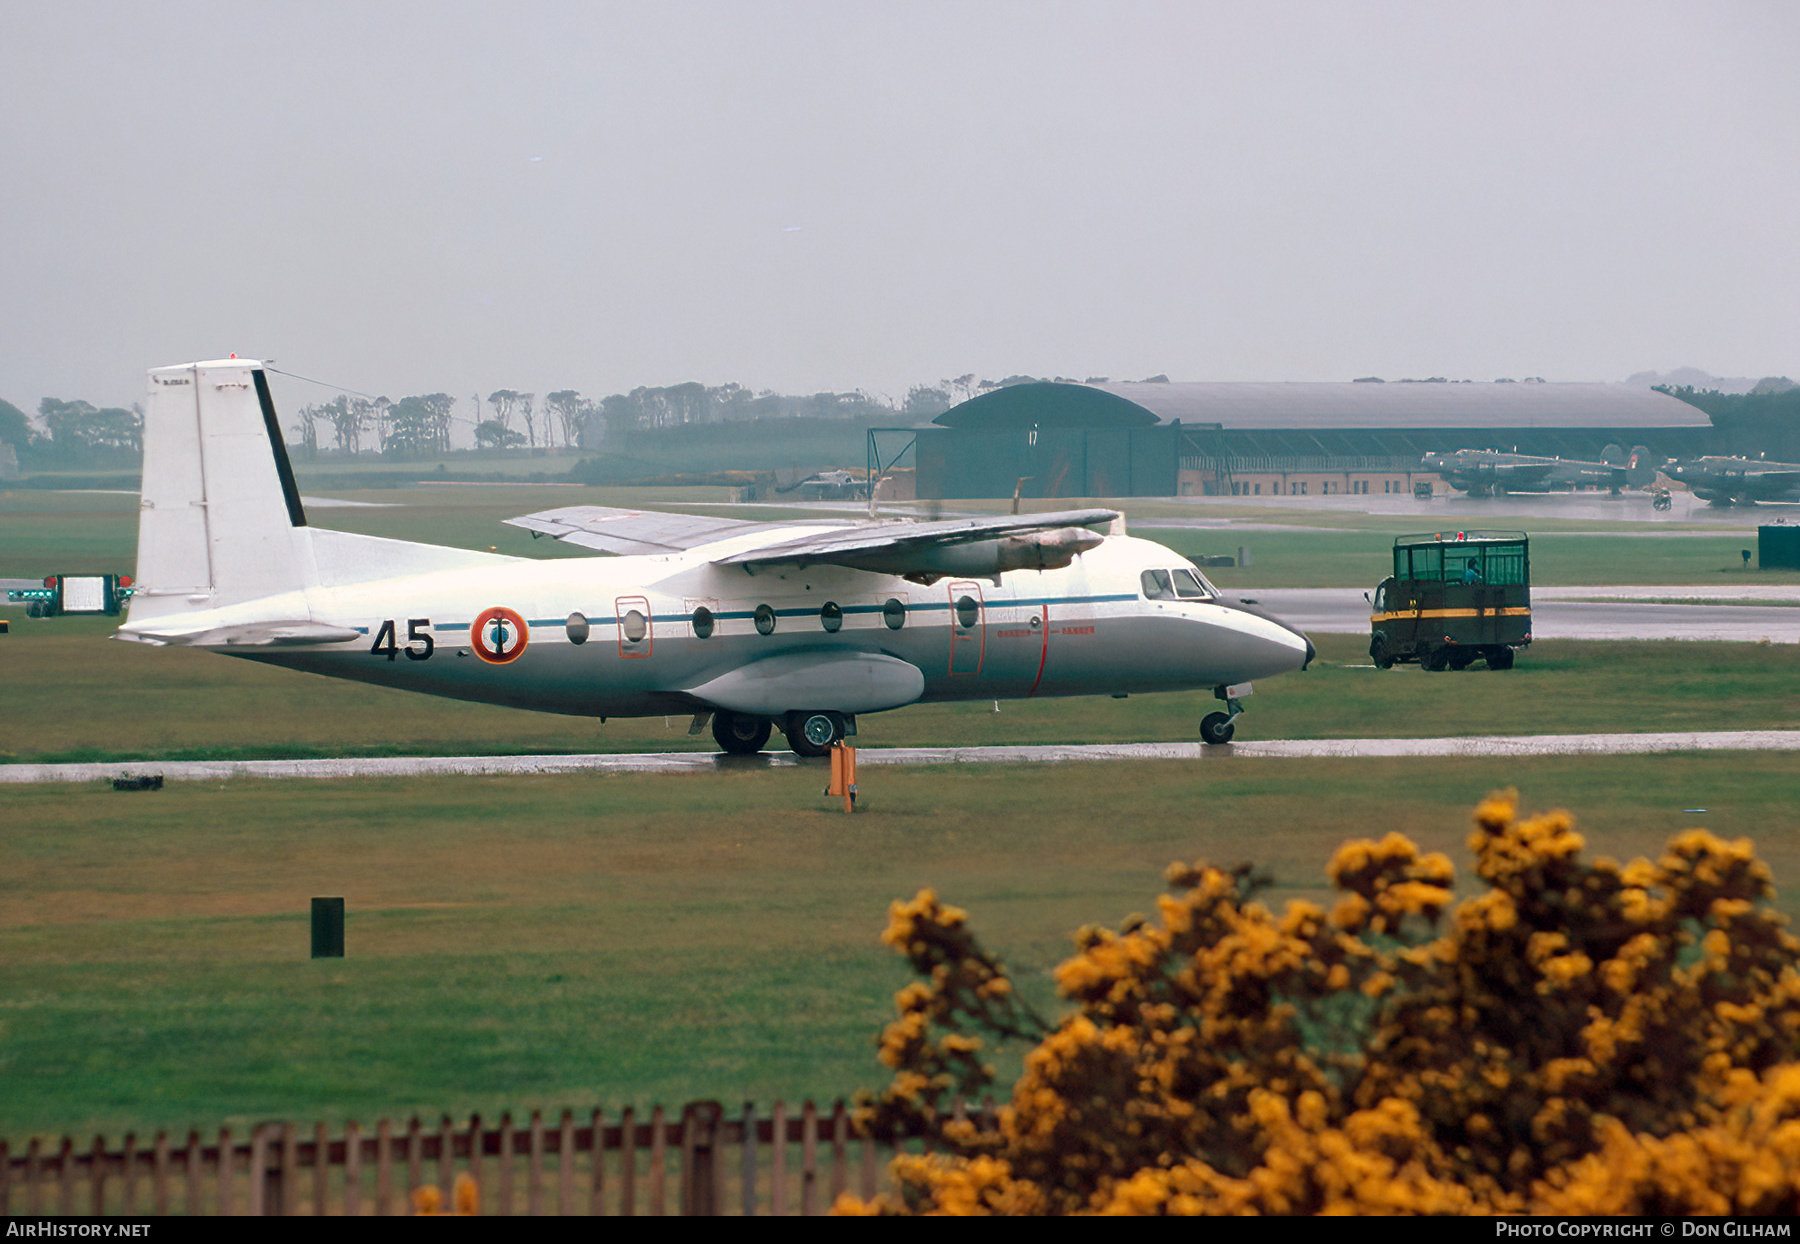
[{"left": 1369, "top": 531, "right": 1530, "bottom": 671}]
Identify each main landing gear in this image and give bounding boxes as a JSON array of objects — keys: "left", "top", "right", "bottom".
[
  {"left": 1200, "top": 685, "right": 1247, "bottom": 746},
  {"left": 711, "top": 710, "right": 772, "bottom": 755},
  {"left": 784, "top": 710, "right": 853, "bottom": 758},
  {"left": 708, "top": 709, "right": 856, "bottom": 758}
]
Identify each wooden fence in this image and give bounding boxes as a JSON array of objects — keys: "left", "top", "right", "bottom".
[{"left": 0, "top": 1099, "right": 929, "bottom": 1216}]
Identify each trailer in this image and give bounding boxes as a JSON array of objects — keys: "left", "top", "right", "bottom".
[{"left": 1368, "top": 531, "right": 1530, "bottom": 671}]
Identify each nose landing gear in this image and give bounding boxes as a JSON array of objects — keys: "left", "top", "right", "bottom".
[{"left": 1200, "top": 684, "right": 1249, "bottom": 746}]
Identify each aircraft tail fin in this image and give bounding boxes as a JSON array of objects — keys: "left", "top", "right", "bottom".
[
  {"left": 1625, "top": 445, "right": 1656, "bottom": 488},
  {"left": 127, "top": 358, "right": 522, "bottom": 631},
  {"left": 129, "top": 359, "right": 311, "bottom": 624},
  {"left": 1600, "top": 442, "right": 1626, "bottom": 465}
]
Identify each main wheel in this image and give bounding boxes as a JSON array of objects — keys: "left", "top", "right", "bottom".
[
  {"left": 1370, "top": 634, "right": 1395, "bottom": 670},
  {"left": 712, "top": 710, "right": 772, "bottom": 755},
  {"left": 1200, "top": 711, "right": 1235, "bottom": 745},
  {"left": 1487, "top": 647, "right": 1515, "bottom": 671},
  {"left": 785, "top": 711, "right": 844, "bottom": 758}
]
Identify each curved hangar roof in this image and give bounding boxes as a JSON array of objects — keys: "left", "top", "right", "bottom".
[{"left": 933, "top": 381, "right": 1710, "bottom": 431}]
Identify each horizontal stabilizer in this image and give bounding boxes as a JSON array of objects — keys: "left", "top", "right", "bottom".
[{"left": 117, "top": 620, "right": 364, "bottom": 648}]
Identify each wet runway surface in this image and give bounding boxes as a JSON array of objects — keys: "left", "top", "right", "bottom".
[
  {"left": 1244, "top": 586, "right": 1799, "bottom": 642},
  {"left": 6, "top": 730, "right": 1797, "bottom": 785}
]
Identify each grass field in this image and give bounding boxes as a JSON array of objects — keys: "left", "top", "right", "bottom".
[
  {"left": 3, "top": 482, "right": 1795, "bottom": 1144},
  {"left": 3, "top": 753, "right": 1796, "bottom": 1139}
]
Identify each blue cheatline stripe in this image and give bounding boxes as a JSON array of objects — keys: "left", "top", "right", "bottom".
[{"left": 422, "top": 593, "right": 1144, "bottom": 636}]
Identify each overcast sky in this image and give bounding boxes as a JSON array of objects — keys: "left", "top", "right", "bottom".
[{"left": 3, "top": 0, "right": 1796, "bottom": 414}]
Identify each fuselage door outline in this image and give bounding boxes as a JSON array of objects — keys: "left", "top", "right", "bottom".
[
  {"left": 615, "top": 595, "right": 653, "bottom": 659},
  {"left": 947, "top": 580, "right": 985, "bottom": 676}
]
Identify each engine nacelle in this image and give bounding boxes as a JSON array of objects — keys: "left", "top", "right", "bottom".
[{"left": 835, "top": 527, "right": 1104, "bottom": 582}]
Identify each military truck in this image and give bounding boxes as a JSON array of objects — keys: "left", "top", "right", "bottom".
[{"left": 1368, "top": 531, "right": 1530, "bottom": 671}]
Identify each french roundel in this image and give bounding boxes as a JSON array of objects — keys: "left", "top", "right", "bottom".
[{"left": 471, "top": 607, "right": 529, "bottom": 665}]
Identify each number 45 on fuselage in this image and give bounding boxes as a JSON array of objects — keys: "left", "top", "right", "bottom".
[{"left": 117, "top": 359, "right": 1314, "bottom": 754}]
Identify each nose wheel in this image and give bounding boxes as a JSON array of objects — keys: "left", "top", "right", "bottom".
[
  {"left": 1201, "top": 686, "right": 1247, "bottom": 746},
  {"left": 1200, "top": 712, "right": 1235, "bottom": 745}
]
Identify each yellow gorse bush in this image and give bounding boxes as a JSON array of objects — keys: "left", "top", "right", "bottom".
[{"left": 844, "top": 793, "right": 1800, "bottom": 1214}]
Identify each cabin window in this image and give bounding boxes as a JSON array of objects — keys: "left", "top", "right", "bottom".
[
  {"left": 1140, "top": 569, "right": 1174, "bottom": 600},
  {"left": 754, "top": 604, "right": 777, "bottom": 636},
  {"left": 565, "top": 612, "right": 590, "bottom": 645},
  {"left": 820, "top": 601, "right": 843, "bottom": 633},
  {"left": 621, "top": 609, "right": 648, "bottom": 643},
  {"left": 954, "top": 595, "right": 979, "bottom": 629},
  {"left": 883, "top": 597, "right": 907, "bottom": 630},
  {"left": 690, "top": 606, "right": 715, "bottom": 639}
]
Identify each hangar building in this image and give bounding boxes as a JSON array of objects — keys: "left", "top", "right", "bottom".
[{"left": 886, "top": 380, "right": 1713, "bottom": 500}]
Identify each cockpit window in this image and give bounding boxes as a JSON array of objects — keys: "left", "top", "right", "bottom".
[
  {"left": 1170, "top": 568, "right": 1216, "bottom": 599},
  {"left": 1144, "top": 567, "right": 1218, "bottom": 600}
]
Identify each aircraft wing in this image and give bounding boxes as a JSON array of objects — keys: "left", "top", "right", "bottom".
[
  {"left": 506, "top": 504, "right": 1120, "bottom": 579},
  {"left": 1490, "top": 463, "right": 1559, "bottom": 485},
  {"left": 504, "top": 505, "right": 770, "bottom": 555},
  {"left": 716, "top": 508, "right": 1120, "bottom": 578},
  {"left": 1746, "top": 467, "right": 1800, "bottom": 487}
]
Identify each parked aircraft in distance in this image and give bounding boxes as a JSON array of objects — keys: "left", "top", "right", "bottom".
[
  {"left": 1422, "top": 445, "right": 1653, "bottom": 497},
  {"left": 116, "top": 359, "right": 1314, "bottom": 754},
  {"left": 1662, "top": 456, "right": 1800, "bottom": 506}
]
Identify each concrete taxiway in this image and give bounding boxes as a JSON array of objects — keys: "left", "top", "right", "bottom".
[
  {"left": 1244, "top": 586, "right": 1798, "bottom": 642},
  {"left": 4, "top": 730, "right": 1796, "bottom": 785}
]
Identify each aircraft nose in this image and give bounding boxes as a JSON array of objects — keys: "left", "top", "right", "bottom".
[
  {"left": 1206, "top": 605, "right": 1313, "bottom": 681},
  {"left": 1212, "top": 599, "right": 1314, "bottom": 675}
]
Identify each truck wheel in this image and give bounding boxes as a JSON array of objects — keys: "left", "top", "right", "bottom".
[
  {"left": 1487, "top": 647, "right": 1515, "bottom": 671},
  {"left": 1200, "top": 712, "right": 1235, "bottom": 745},
  {"left": 1370, "top": 634, "right": 1395, "bottom": 670}
]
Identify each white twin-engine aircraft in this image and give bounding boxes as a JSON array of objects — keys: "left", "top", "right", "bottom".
[{"left": 117, "top": 359, "right": 1314, "bottom": 755}]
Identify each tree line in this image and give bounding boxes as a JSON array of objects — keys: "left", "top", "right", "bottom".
[
  {"left": 0, "top": 397, "right": 143, "bottom": 469},
  {"left": 1, "top": 372, "right": 1095, "bottom": 470},
  {"left": 1658, "top": 381, "right": 1800, "bottom": 461}
]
